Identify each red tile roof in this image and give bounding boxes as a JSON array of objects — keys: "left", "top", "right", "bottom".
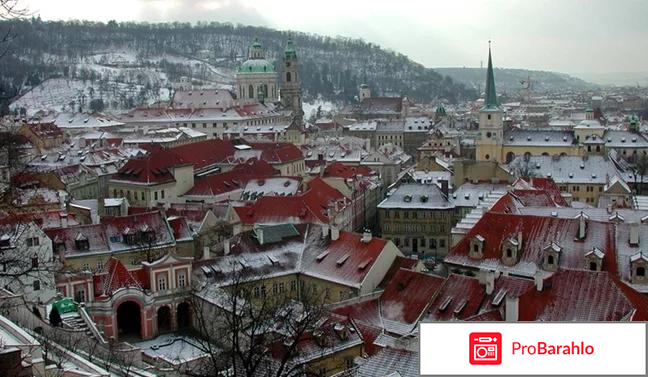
[
  {"left": 114, "top": 148, "right": 186, "bottom": 184},
  {"left": 323, "top": 162, "right": 376, "bottom": 179},
  {"left": 302, "top": 231, "right": 388, "bottom": 287},
  {"left": 424, "top": 274, "right": 484, "bottom": 321},
  {"left": 380, "top": 269, "right": 445, "bottom": 324},
  {"left": 245, "top": 142, "right": 304, "bottom": 164},
  {"left": 186, "top": 160, "right": 280, "bottom": 196},
  {"left": 518, "top": 269, "right": 648, "bottom": 321},
  {"left": 171, "top": 138, "right": 236, "bottom": 170},
  {"left": 93, "top": 257, "right": 149, "bottom": 297},
  {"left": 446, "top": 212, "right": 617, "bottom": 277},
  {"left": 234, "top": 177, "right": 347, "bottom": 225},
  {"left": 518, "top": 177, "right": 568, "bottom": 206}
]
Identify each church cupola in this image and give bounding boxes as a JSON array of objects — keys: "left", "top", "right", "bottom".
[{"left": 249, "top": 37, "right": 264, "bottom": 59}]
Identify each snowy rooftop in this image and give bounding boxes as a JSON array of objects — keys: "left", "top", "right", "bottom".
[{"left": 378, "top": 183, "right": 453, "bottom": 210}]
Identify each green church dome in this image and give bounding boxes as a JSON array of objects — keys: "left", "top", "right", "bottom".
[{"left": 238, "top": 59, "right": 276, "bottom": 73}]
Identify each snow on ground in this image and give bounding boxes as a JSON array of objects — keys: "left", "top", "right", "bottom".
[
  {"left": 303, "top": 98, "right": 337, "bottom": 120},
  {"left": 10, "top": 78, "right": 170, "bottom": 116},
  {"left": 135, "top": 333, "right": 208, "bottom": 363}
]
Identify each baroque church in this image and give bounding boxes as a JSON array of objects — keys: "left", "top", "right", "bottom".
[{"left": 235, "top": 37, "right": 304, "bottom": 124}]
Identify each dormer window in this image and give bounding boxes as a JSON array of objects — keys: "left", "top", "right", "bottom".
[
  {"left": 585, "top": 247, "right": 604, "bottom": 271},
  {"left": 630, "top": 252, "right": 648, "bottom": 284},
  {"left": 542, "top": 241, "right": 562, "bottom": 272},
  {"left": 501, "top": 233, "right": 522, "bottom": 267},
  {"left": 469, "top": 235, "right": 485, "bottom": 259},
  {"left": 75, "top": 233, "right": 89, "bottom": 251}
]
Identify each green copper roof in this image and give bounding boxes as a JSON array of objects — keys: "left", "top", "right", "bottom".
[
  {"left": 238, "top": 59, "right": 276, "bottom": 73},
  {"left": 436, "top": 105, "right": 446, "bottom": 116},
  {"left": 251, "top": 37, "right": 262, "bottom": 49},
  {"left": 53, "top": 297, "right": 77, "bottom": 315},
  {"left": 482, "top": 44, "right": 500, "bottom": 110},
  {"left": 284, "top": 38, "right": 297, "bottom": 60}
]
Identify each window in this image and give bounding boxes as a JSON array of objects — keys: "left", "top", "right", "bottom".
[
  {"left": 547, "top": 255, "right": 555, "bottom": 265},
  {"left": 260, "top": 285, "right": 266, "bottom": 297},
  {"left": 26, "top": 237, "right": 39, "bottom": 247},
  {"left": 141, "top": 192, "right": 145, "bottom": 201},
  {"left": 254, "top": 286, "right": 260, "bottom": 298},
  {"left": 203, "top": 123, "right": 207, "bottom": 128},
  {"left": 161, "top": 190, "right": 165, "bottom": 199},
  {"left": 96, "top": 260, "right": 103, "bottom": 271},
  {"left": 506, "top": 249, "right": 513, "bottom": 258},
  {"left": 157, "top": 274, "right": 167, "bottom": 291},
  {"left": 33, "top": 280, "right": 40, "bottom": 291},
  {"left": 590, "top": 262, "right": 597, "bottom": 271},
  {"left": 487, "top": 114, "right": 492, "bottom": 120},
  {"left": 272, "top": 283, "right": 278, "bottom": 295},
  {"left": 31, "top": 256, "right": 38, "bottom": 268},
  {"left": 325, "top": 288, "right": 330, "bottom": 299},
  {"left": 178, "top": 271, "right": 186, "bottom": 287},
  {"left": 290, "top": 280, "right": 296, "bottom": 292},
  {"left": 440, "top": 239, "right": 446, "bottom": 248},
  {"left": 286, "top": 72, "right": 292, "bottom": 82},
  {"left": 637, "top": 267, "right": 646, "bottom": 277},
  {"left": 191, "top": 123, "right": 196, "bottom": 128},
  {"left": 485, "top": 154, "right": 490, "bottom": 160},
  {"left": 75, "top": 287, "right": 85, "bottom": 302},
  {"left": 486, "top": 131, "right": 492, "bottom": 138},
  {"left": 473, "top": 244, "right": 479, "bottom": 253}
]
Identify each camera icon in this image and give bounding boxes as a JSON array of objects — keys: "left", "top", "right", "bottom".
[{"left": 469, "top": 332, "right": 502, "bottom": 365}]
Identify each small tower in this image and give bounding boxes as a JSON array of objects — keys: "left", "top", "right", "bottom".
[
  {"left": 359, "top": 84, "right": 371, "bottom": 101},
  {"left": 280, "top": 37, "right": 304, "bottom": 123},
  {"left": 476, "top": 42, "right": 504, "bottom": 162}
]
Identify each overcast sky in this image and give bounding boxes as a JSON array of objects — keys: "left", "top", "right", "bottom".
[{"left": 21, "top": 0, "right": 648, "bottom": 74}]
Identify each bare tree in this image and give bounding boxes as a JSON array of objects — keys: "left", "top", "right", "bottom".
[{"left": 189, "top": 270, "right": 331, "bottom": 377}]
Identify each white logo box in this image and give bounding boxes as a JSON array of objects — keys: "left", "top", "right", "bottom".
[{"left": 420, "top": 322, "right": 646, "bottom": 376}]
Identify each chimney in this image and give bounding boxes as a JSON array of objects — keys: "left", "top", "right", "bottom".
[
  {"left": 630, "top": 223, "right": 640, "bottom": 246},
  {"left": 534, "top": 270, "right": 544, "bottom": 292},
  {"left": 223, "top": 239, "right": 231, "bottom": 255},
  {"left": 203, "top": 246, "right": 210, "bottom": 260},
  {"left": 577, "top": 212, "right": 587, "bottom": 239},
  {"left": 361, "top": 229, "right": 372, "bottom": 243},
  {"left": 606, "top": 203, "right": 613, "bottom": 214},
  {"left": 439, "top": 179, "right": 449, "bottom": 198},
  {"left": 485, "top": 271, "right": 495, "bottom": 295},
  {"left": 256, "top": 227, "right": 264, "bottom": 245},
  {"left": 505, "top": 296, "right": 519, "bottom": 322},
  {"left": 321, "top": 224, "right": 330, "bottom": 239},
  {"left": 60, "top": 213, "right": 68, "bottom": 228},
  {"left": 331, "top": 223, "right": 340, "bottom": 241}
]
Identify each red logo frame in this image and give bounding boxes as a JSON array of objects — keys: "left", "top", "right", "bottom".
[{"left": 469, "top": 332, "right": 502, "bottom": 365}]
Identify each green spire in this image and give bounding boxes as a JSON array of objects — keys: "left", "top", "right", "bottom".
[
  {"left": 483, "top": 41, "right": 500, "bottom": 110},
  {"left": 284, "top": 37, "right": 297, "bottom": 60}
]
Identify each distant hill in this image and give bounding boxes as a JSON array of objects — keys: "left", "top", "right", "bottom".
[
  {"left": 434, "top": 67, "right": 597, "bottom": 93},
  {"left": 0, "top": 19, "right": 476, "bottom": 114}
]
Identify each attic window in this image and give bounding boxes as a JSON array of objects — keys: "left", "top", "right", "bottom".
[
  {"left": 336, "top": 254, "right": 350, "bottom": 266},
  {"left": 316, "top": 251, "right": 329, "bottom": 262},
  {"left": 580, "top": 163, "right": 585, "bottom": 169},
  {"left": 563, "top": 136, "right": 568, "bottom": 141},
  {"left": 404, "top": 194, "right": 412, "bottom": 203},
  {"left": 527, "top": 136, "right": 531, "bottom": 141},
  {"left": 420, "top": 195, "right": 429, "bottom": 203},
  {"left": 358, "top": 258, "right": 373, "bottom": 270},
  {"left": 453, "top": 299, "right": 467, "bottom": 314},
  {"left": 544, "top": 136, "right": 549, "bottom": 141},
  {"left": 438, "top": 296, "right": 453, "bottom": 311},
  {"left": 267, "top": 255, "right": 279, "bottom": 265},
  {"left": 492, "top": 289, "right": 507, "bottom": 306}
]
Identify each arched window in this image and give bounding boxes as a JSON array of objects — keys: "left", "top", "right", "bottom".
[
  {"left": 286, "top": 72, "right": 292, "bottom": 82},
  {"left": 248, "top": 85, "right": 254, "bottom": 99},
  {"left": 506, "top": 249, "right": 512, "bottom": 258},
  {"left": 547, "top": 255, "right": 555, "bottom": 265}
]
